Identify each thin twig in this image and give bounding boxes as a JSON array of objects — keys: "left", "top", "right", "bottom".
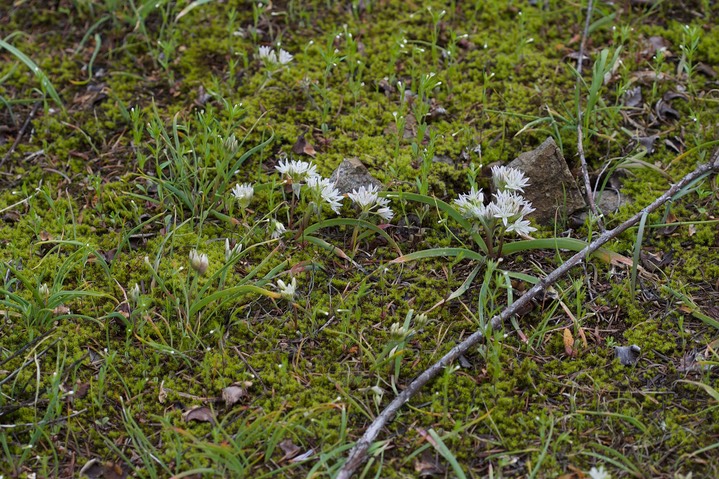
[
  {"left": 234, "top": 346, "right": 269, "bottom": 391},
  {"left": 336, "top": 149, "right": 719, "bottom": 479},
  {"left": 0, "top": 102, "right": 41, "bottom": 168},
  {"left": 575, "top": 0, "right": 604, "bottom": 231},
  {"left": 0, "top": 408, "right": 87, "bottom": 428}
]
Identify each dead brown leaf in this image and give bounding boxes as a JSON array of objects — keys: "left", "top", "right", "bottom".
[
  {"left": 563, "top": 328, "right": 576, "bottom": 357},
  {"left": 278, "top": 438, "right": 301, "bottom": 462},
  {"left": 53, "top": 305, "right": 71, "bottom": 315},
  {"left": 79, "top": 459, "right": 127, "bottom": 479},
  {"left": 158, "top": 380, "right": 167, "bottom": 404},
  {"left": 183, "top": 406, "right": 215, "bottom": 424},
  {"left": 222, "top": 385, "right": 247, "bottom": 407},
  {"left": 292, "top": 134, "right": 316, "bottom": 157},
  {"left": 414, "top": 450, "right": 446, "bottom": 477}
]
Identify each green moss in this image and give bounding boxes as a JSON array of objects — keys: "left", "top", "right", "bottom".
[{"left": 3, "top": 0, "right": 719, "bottom": 476}]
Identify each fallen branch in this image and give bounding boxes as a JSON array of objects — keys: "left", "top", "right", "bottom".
[{"left": 336, "top": 148, "right": 719, "bottom": 479}]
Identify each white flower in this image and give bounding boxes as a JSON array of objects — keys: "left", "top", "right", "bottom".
[
  {"left": 276, "top": 278, "right": 297, "bottom": 300},
  {"left": 276, "top": 159, "right": 318, "bottom": 197},
  {"left": 189, "top": 249, "right": 209, "bottom": 275},
  {"left": 276, "top": 158, "right": 317, "bottom": 178},
  {"left": 224, "top": 239, "right": 242, "bottom": 262},
  {"left": 306, "top": 175, "right": 344, "bottom": 214},
  {"left": 271, "top": 220, "right": 286, "bottom": 239},
  {"left": 492, "top": 165, "right": 530, "bottom": 192},
  {"left": 348, "top": 184, "right": 379, "bottom": 208},
  {"left": 231, "top": 183, "right": 254, "bottom": 209},
  {"left": 377, "top": 207, "right": 394, "bottom": 221},
  {"left": 348, "top": 184, "right": 394, "bottom": 221},
  {"left": 505, "top": 217, "right": 536, "bottom": 236},
  {"left": 588, "top": 466, "right": 611, "bottom": 479},
  {"left": 492, "top": 190, "right": 535, "bottom": 226},
  {"left": 389, "top": 322, "right": 414, "bottom": 340},
  {"left": 224, "top": 134, "right": 239, "bottom": 155},
  {"left": 277, "top": 49, "right": 293, "bottom": 65},
  {"left": 454, "top": 187, "right": 485, "bottom": 217},
  {"left": 129, "top": 283, "right": 140, "bottom": 305},
  {"left": 258, "top": 46, "right": 293, "bottom": 66},
  {"left": 467, "top": 202, "right": 495, "bottom": 223},
  {"left": 258, "top": 45, "right": 277, "bottom": 63}
]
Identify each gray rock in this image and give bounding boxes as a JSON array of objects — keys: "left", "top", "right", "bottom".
[
  {"left": 615, "top": 344, "right": 641, "bottom": 366},
  {"left": 571, "top": 188, "right": 630, "bottom": 226},
  {"left": 329, "top": 158, "right": 382, "bottom": 194},
  {"left": 506, "top": 137, "right": 585, "bottom": 224}
]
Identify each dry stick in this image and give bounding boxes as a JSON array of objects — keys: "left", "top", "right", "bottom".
[
  {"left": 336, "top": 149, "right": 719, "bottom": 479},
  {"left": 575, "top": 0, "right": 603, "bottom": 231}
]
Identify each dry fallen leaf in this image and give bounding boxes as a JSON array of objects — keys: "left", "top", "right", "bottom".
[
  {"left": 53, "top": 305, "right": 71, "bottom": 315},
  {"left": 414, "top": 450, "right": 446, "bottom": 477},
  {"left": 79, "top": 459, "right": 127, "bottom": 479},
  {"left": 278, "top": 438, "right": 301, "bottom": 462},
  {"left": 158, "top": 380, "right": 167, "bottom": 404},
  {"left": 182, "top": 406, "right": 215, "bottom": 424},
  {"left": 221, "top": 385, "right": 247, "bottom": 407},
  {"left": 623, "top": 86, "right": 643, "bottom": 108},
  {"left": 563, "top": 328, "right": 576, "bottom": 357},
  {"left": 292, "top": 134, "right": 317, "bottom": 157},
  {"left": 290, "top": 449, "right": 314, "bottom": 462}
]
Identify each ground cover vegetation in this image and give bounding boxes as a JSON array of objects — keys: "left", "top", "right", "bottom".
[{"left": 1, "top": 0, "right": 719, "bottom": 477}]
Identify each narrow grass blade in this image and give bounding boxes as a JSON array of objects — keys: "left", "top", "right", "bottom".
[
  {"left": 0, "top": 38, "right": 64, "bottom": 111},
  {"left": 390, "top": 247, "right": 485, "bottom": 264},
  {"left": 426, "top": 263, "right": 484, "bottom": 312},
  {"left": 662, "top": 286, "right": 719, "bottom": 330},
  {"left": 303, "top": 235, "right": 351, "bottom": 261},
  {"left": 385, "top": 191, "right": 487, "bottom": 253},
  {"left": 501, "top": 237, "right": 621, "bottom": 264},
  {"left": 576, "top": 410, "right": 647, "bottom": 434},
  {"left": 501, "top": 270, "right": 540, "bottom": 285},
  {"left": 630, "top": 210, "right": 648, "bottom": 296},
  {"left": 189, "top": 285, "right": 279, "bottom": 318},
  {"left": 425, "top": 429, "right": 467, "bottom": 479},
  {"left": 303, "top": 218, "right": 402, "bottom": 255},
  {"left": 227, "top": 133, "right": 275, "bottom": 182},
  {"left": 175, "top": 0, "right": 215, "bottom": 21},
  {"left": 677, "top": 380, "right": 719, "bottom": 402},
  {"left": 584, "top": 439, "right": 644, "bottom": 477}
]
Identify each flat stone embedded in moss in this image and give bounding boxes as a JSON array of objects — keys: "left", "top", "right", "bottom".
[{"left": 329, "top": 157, "right": 383, "bottom": 194}]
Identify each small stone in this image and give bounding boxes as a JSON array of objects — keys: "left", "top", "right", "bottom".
[
  {"left": 615, "top": 344, "right": 641, "bottom": 366},
  {"left": 571, "top": 189, "right": 629, "bottom": 226},
  {"left": 329, "top": 158, "right": 382, "bottom": 195}
]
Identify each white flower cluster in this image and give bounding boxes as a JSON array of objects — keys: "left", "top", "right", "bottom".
[
  {"left": 306, "top": 175, "right": 344, "bottom": 214},
  {"left": 588, "top": 466, "right": 611, "bottom": 479},
  {"left": 276, "top": 158, "right": 319, "bottom": 197},
  {"left": 276, "top": 277, "right": 297, "bottom": 300},
  {"left": 274, "top": 159, "right": 393, "bottom": 221},
  {"left": 347, "top": 184, "right": 394, "bottom": 221},
  {"left": 231, "top": 183, "right": 254, "bottom": 209},
  {"left": 257, "top": 46, "right": 293, "bottom": 66},
  {"left": 189, "top": 249, "right": 209, "bottom": 275},
  {"left": 454, "top": 166, "right": 536, "bottom": 237}
]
